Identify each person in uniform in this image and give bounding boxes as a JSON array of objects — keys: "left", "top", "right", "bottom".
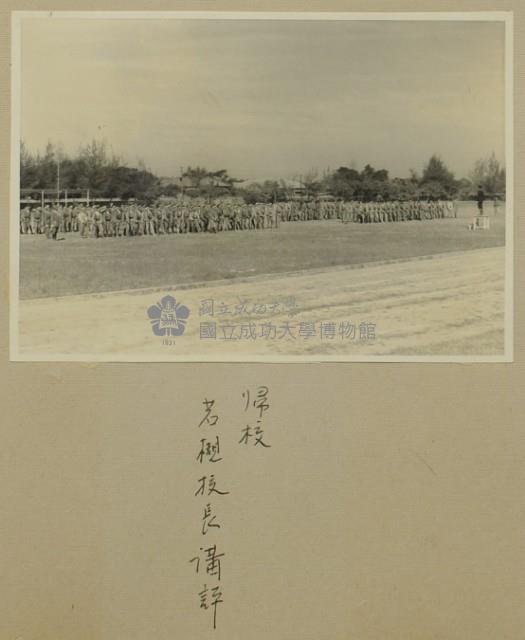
[
  {"left": 32, "top": 207, "right": 43, "bottom": 234},
  {"left": 157, "top": 207, "right": 167, "bottom": 234},
  {"left": 70, "top": 206, "right": 78, "bottom": 232},
  {"left": 233, "top": 206, "right": 241, "bottom": 230},
  {"left": 20, "top": 207, "right": 32, "bottom": 234},
  {"left": 207, "top": 205, "right": 218, "bottom": 233},
  {"left": 187, "top": 207, "right": 196, "bottom": 233},
  {"left": 43, "top": 206, "right": 53, "bottom": 237},
  {"left": 477, "top": 185, "right": 485, "bottom": 214},
  {"left": 265, "top": 204, "right": 274, "bottom": 229},
  {"left": 147, "top": 207, "right": 156, "bottom": 235},
  {"left": 136, "top": 208, "right": 145, "bottom": 236},
  {"left": 181, "top": 206, "right": 189, "bottom": 234},
  {"left": 249, "top": 206, "right": 257, "bottom": 230},
  {"left": 104, "top": 207, "right": 114, "bottom": 237},
  {"left": 125, "top": 207, "right": 134, "bottom": 236},
  {"left": 47, "top": 206, "right": 61, "bottom": 240},
  {"left": 78, "top": 208, "right": 88, "bottom": 238},
  {"left": 62, "top": 206, "right": 71, "bottom": 232},
  {"left": 114, "top": 206, "right": 125, "bottom": 236},
  {"left": 166, "top": 206, "right": 175, "bottom": 234},
  {"left": 93, "top": 207, "right": 104, "bottom": 238},
  {"left": 172, "top": 206, "right": 180, "bottom": 234}
]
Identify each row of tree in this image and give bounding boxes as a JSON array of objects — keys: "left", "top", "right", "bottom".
[
  {"left": 20, "top": 140, "right": 505, "bottom": 204},
  {"left": 20, "top": 141, "right": 161, "bottom": 201},
  {"left": 287, "top": 154, "right": 504, "bottom": 202}
]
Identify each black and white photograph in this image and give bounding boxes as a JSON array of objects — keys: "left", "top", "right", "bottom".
[{"left": 10, "top": 11, "right": 513, "bottom": 361}]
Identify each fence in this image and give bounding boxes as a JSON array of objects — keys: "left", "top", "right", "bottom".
[{"left": 20, "top": 188, "right": 130, "bottom": 208}]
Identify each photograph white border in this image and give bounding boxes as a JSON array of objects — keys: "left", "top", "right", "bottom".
[{"left": 9, "top": 10, "right": 514, "bottom": 363}]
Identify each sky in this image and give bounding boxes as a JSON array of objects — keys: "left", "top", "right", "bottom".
[{"left": 20, "top": 16, "right": 507, "bottom": 181}]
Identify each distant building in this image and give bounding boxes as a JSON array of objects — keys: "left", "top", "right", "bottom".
[{"left": 164, "top": 175, "right": 233, "bottom": 194}]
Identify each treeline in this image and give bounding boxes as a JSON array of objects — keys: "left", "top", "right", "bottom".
[
  {"left": 20, "top": 141, "right": 243, "bottom": 203},
  {"left": 20, "top": 140, "right": 161, "bottom": 201},
  {"left": 241, "top": 154, "right": 504, "bottom": 204},
  {"left": 20, "top": 140, "right": 505, "bottom": 204}
]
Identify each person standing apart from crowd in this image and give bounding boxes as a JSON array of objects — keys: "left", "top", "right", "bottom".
[{"left": 477, "top": 185, "right": 485, "bottom": 215}]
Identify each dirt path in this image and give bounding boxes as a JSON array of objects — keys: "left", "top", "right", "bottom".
[{"left": 16, "top": 247, "right": 506, "bottom": 360}]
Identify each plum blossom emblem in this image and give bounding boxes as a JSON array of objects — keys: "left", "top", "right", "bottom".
[{"left": 147, "top": 295, "right": 190, "bottom": 337}]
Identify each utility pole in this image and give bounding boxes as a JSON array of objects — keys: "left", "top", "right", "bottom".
[{"left": 56, "top": 154, "right": 60, "bottom": 204}]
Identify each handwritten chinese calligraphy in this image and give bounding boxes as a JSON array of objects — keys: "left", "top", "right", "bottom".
[
  {"left": 240, "top": 386, "right": 272, "bottom": 448},
  {"left": 190, "top": 397, "right": 229, "bottom": 630},
  {"left": 189, "top": 387, "right": 273, "bottom": 630}
]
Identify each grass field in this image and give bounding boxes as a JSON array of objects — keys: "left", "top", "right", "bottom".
[{"left": 19, "top": 202, "right": 505, "bottom": 299}]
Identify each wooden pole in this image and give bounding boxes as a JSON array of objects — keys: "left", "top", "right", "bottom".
[{"left": 56, "top": 155, "right": 60, "bottom": 204}]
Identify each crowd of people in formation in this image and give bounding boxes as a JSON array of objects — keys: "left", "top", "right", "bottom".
[
  {"left": 354, "top": 199, "right": 453, "bottom": 223},
  {"left": 19, "top": 197, "right": 456, "bottom": 239}
]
